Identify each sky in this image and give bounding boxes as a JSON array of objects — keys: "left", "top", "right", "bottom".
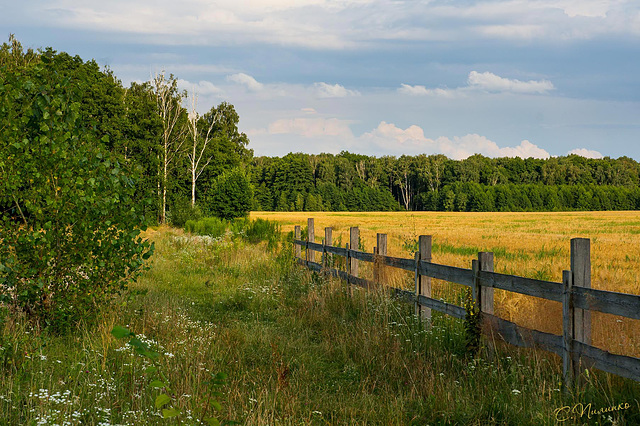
[{"left": 2, "top": 0, "right": 640, "bottom": 160}]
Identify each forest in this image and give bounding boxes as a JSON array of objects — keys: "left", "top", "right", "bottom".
[{"left": 249, "top": 152, "right": 640, "bottom": 212}]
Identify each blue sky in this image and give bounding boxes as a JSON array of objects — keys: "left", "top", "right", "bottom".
[{"left": 2, "top": 0, "right": 640, "bottom": 160}]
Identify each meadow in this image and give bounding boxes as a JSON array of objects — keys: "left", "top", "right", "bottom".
[{"left": 1, "top": 217, "right": 639, "bottom": 424}]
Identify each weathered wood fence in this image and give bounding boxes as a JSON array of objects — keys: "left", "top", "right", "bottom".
[{"left": 293, "top": 218, "right": 640, "bottom": 388}]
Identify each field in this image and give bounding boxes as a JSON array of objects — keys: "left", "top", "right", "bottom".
[
  {"left": 1, "top": 217, "right": 639, "bottom": 424},
  {"left": 251, "top": 211, "right": 640, "bottom": 358}
]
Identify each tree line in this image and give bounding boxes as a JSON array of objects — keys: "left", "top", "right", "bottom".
[{"left": 248, "top": 152, "right": 640, "bottom": 212}]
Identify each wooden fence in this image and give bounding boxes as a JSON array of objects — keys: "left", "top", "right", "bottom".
[{"left": 293, "top": 218, "right": 640, "bottom": 388}]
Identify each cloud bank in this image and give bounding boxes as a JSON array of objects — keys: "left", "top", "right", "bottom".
[
  {"left": 24, "top": 0, "right": 640, "bottom": 49},
  {"left": 400, "top": 71, "right": 554, "bottom": 97},
  {"left": 255, "top": 118, "right": 553, "bottom": 160}
]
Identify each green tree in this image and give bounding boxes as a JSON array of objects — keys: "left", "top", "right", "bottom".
[
  {"left": 121, "top": 81, "right": 163, "bottom": 222},
  {"left": 0, "top": 44, "right": 153, "bottom": 330},
  {"left": 205, "top": 168, "right": 253, "bottom": 220}
]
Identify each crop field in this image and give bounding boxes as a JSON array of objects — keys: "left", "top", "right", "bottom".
[{"left": 251, "top": 211, "right": 640, "bottom": 358}]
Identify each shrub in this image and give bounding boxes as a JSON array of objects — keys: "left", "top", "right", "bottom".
[
  {"left": 0, "top": 47, "right": 153, "bottom": 331},
  {"left": 169, "top": 196, "right": 203, "bottom": 228},
  {"left": 205, "top": 168, "right": 253, "bottom": 220}
]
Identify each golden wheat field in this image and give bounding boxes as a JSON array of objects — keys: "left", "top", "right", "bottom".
[{"left": 251, "top": 210, "right": 640, "bottom": 358}]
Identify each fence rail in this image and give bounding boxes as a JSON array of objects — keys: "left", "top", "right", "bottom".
[{"left": 292, "top": 219, "right": 640, "bottom": 387}]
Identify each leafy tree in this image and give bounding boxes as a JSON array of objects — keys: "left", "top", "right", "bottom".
[
  {"left": 197, "top": 102, "right": 253, "bottom": 191},
  {"left": 0, "top": 44, "right": 153, "bottom": 330},
  {"left": 205, "top": 168, "right": 253, "bottom": 220},
  {"left": 0, "top": 34, "right": 39, "bottom": 70},
  {"left": 121, "top": 81, "right": 163, "bottom": 222}
]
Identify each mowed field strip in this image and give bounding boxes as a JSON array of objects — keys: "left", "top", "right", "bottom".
[{"left": 251, "top": 211, "right": 640, "bottom": 358}]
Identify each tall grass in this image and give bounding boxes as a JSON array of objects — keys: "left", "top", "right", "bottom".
[
  {"left": 1, "top": 226, "right": 638, "bottom": 424},
  {"left": 185, "top": 217, "right": 281, "bottom": 249}
]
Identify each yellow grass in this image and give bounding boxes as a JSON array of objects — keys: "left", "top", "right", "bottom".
[{"left": 251, "top": 210, "right": 640, "bottom": 357}]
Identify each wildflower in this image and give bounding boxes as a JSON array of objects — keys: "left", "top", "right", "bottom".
[{"left": 511, "top": 389, "right": 521, "bottom": 395}]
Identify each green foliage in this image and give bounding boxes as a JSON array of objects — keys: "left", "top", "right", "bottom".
[
  {"left": 185, "top": 217, "right": 281, "bottom": 249},
  {"left": 3, "top": 229, "right": 639, "bottom": 424},
  {"left": 185, "top": 217, "right": 228, "bottom": 238},
  {"left": 463, "top": 289, "right": 482, "bottom": 357},
  {"left": 169, "top": 196, "right": 203, "bottom": 227},
  {"left": 205, "top": 168, "right": 253, "bottom": 220},
  {"left": 243, "top": 218, "right": 281, "bottom": 249},
  {"left": 0, "top": 39, "right": 153, "bottom": 331}
]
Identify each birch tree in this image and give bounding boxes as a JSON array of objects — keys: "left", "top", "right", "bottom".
[
  {"left": 186, "top": 91, "right": 218, "bottom": 207},
  {"left": 152, "top": 71, "right": 186, "bottom": 223},
  {"left": 393, "top": 155, "right": 414, "bottom": 210}
]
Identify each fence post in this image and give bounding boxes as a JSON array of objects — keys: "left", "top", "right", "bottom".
[
  {"left": 571, "top": 238, "right": 591, "bottom": 382},
  {"left": 308, "top": 218, "right": 315, "bottom": 264},
  {"left": 374, "top": 233, "right": 387, "bottom": 286},
  {"left": 472, "top": 259, "right": 479, "bottom": 304},
  {"left": 323, "top": 227, "right": 332, "bottom": 269},
  {"left": 294, "top": 225, "right": 301, "bottom": 260},
  {"left": 562, "top": 270, "right": 574, "bottom": 392},
  {"left": 349, "top": 227, "right": 359, "bottom": 278},
  {"left": 346, "top": 243, "right": 351, "bottom": 276},
  {"left": 478, "top": 252, "right": 494, "bottom": 315},
  {"left": 416, "top": 235, "right": 432, "bottom": 322}
]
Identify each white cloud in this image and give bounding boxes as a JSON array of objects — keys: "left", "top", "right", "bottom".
[
  {"left": 177, "top": 79, "right": 223, "bottom": 96},
  {"left": 499, "top": 140, "right": 552, "bottom": 158},
  {"left": 468, "top": 71, "right": 554, "bottom": 94},
  {"left": 313, "top": 82, "right": 360, "bottom": 98},
  {"left": 568, "top": 148, "right": 604, "bottom": 158},
  {"left": 556, "top": 0, "right": 614, "bottom": 18},
  {"left": 400, "top": 71, "right": 554, "bottom": 98},
  {"left": 267, "top": 117, "right": 354, "bottom": 138},
  {"left": 360, "top": 122, "right": 551, "bottom": 160},
  {"left": 398, "top": 84, "right": 455, "bottom": 97},
  {"left": 227, "top": 73, "right": 264, "bottom": 91}
]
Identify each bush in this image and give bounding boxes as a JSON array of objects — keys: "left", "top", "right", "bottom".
[
  {"left": 169, "top": 196, "right": 203, "bottom": 228},
  {"left": 0, "top": 48, "right": 153, "bottom": 331},
  {"left": 205, "top": 168, "right": 253, "bottom": 220}
]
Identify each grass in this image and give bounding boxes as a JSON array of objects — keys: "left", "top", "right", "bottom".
[{"left": 1, "top": 225, "right": 639, "bottom": 424}]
